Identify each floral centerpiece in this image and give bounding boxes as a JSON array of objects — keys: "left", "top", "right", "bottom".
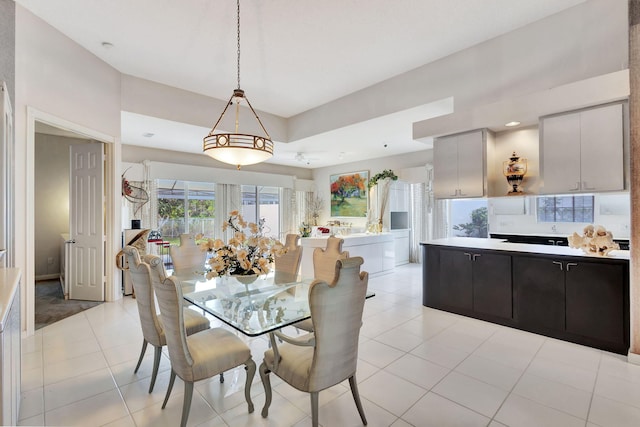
[{"left": 197, "top": 211, "right": 286, "bottom": 280}]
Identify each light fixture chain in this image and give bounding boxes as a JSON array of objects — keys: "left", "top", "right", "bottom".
[{"left": 236, "top": 0, "right": 241, "bottom": 90}]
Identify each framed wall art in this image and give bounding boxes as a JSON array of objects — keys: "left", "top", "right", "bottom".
[{"left": 329, "top": 170, "right": 369, "bottom": 217}]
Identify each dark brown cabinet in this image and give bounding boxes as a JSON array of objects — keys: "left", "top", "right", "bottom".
[
  {"left": 422, "top": 243, "right": 629, "bottom": 354},
  {"left": 565, "top": 261, "right": 627, "bottom": 348},
  {"left": 513, "top": 256, "right": 565, "bottom": 331},
  {"left": 424, "top": 245, "right": 512, "bottom": 321}
]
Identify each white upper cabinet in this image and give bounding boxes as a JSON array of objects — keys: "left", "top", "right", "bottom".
[
  {"left": 389, "top": 180, "right": 409, "bottom": 212},
  {"left": 434, "top": 129, "right": 486, "bottom": 199},
  {"left": 540, "top": 103, "right": 624, "bottom": 194}
]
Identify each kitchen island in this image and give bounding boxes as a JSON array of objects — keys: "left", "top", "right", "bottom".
[
  {"left": 301, "top": 233, "right": 394, "bottom": 277},
  {"left": 421, "top": 238, "right": 630, "bottom": 354}
]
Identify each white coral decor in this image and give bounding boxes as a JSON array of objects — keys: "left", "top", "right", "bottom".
[{"left": 568, "top": 224, "right": 619, "bottom": 256}]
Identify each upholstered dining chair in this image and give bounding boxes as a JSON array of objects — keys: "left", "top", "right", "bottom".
[
  {"left": 169, "top": 233, "right": 207, "bottom": 279},
  {"left": 154, "top": 275, "right": 256, "bottom": 427},
  {"left": 274, "top": 234, "right": 303, "bottom": 284},
  {"left": 259, "top": 257, "right": 369, "bottom": 427},
  {"left": 295, "top": 235, "right": 349, "bottom": 332},
  {"left": 122, "top": 246, "right": 210, "bottom": 393}
]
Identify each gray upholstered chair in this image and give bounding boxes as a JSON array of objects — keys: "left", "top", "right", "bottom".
[
  {"left": 122, "top": 246, "right": 210, "bottom": 393},
  {"left": 274, "top": 234, "right": 302, "bottom": 284},
  {"left": 259, "top": 257, "right": 369, "bottom": 427},
  {"left": 295, "top": 235, "right": 349, "bottom": 332},
  {"left": 154, "top": 275, "right": 256, "bottom": 427},
  {"left": 169, "top": 233, "right": 207, "bottom": 279}
]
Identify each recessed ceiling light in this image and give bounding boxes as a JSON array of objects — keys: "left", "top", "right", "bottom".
[
  {"left": 505, "top": 121, "right": 521, "bottom": 127},
  {"left": 101, "top": 42, "right": 114, "bottom": 49},
  {"left": 142, "top": 132, "right": 155, "bottom": 138}
]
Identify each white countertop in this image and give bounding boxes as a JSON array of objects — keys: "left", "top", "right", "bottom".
[
  {"left": 423, "top": 237, "right": 630, "bottom": 260},
  {"left": 0, "top": 268, "right": 21, "bottom": 332},
  {"left": 301, "top": 233, "right": 394, "bottom": 245},
  {"left": 490, "top": 232, "right": 630, "bottom": 241}
]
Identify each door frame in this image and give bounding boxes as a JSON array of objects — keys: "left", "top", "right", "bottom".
[{"left": 26, "top": 107, "right": 120, "bottom": 335}]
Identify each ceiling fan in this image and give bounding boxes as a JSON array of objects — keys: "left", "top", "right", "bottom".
[{"left": 294, "top": 152, "right": 321, "bottom": 165}]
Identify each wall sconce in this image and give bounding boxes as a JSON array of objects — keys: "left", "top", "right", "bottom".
[{"left": 503, "top": 151, "right": 527, "bottom": 195}]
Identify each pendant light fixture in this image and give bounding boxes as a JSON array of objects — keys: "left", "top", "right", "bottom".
[{"left": 203, "top": 0, "right": 273, "bottom": 169}]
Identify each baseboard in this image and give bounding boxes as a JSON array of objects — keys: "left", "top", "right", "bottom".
[
  {"left": 628, "top": 352, "right": 640, "bottom": 365},
  {"left": 35, "top": 273, "right": 60, "bottom": 281}
]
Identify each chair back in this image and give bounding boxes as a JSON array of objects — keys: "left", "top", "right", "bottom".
[
  {"left": 312, "top": 236, "right": 349, "bottom": 282},
  {"left": 122, "top": 246, "right": 164, "bottom": 347},
  {"left": 307, "top": 257, "right": 368, "bottom": 391},
  {"left": 152, "top": 275, "right": 195, "bottom": 381},
  {"left": 274, "top": 234, "right": 302, "bottom": 284},
  {"left": 143, "top": 253, "right": 168, "bottom": 284},
  {"left": 170, "top": 234, "right": 207, "bottom": 278}
]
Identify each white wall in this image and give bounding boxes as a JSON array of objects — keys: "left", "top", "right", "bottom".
[
  {"left": 311, "top": 150, "right": 433, "bottom": 228},
  {"left": 15, "top": 6, "right": 122, "bottom": 333}
]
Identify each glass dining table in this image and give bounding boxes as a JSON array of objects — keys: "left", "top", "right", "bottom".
[{"left": 180, "top": 274, "right": 374, "bottom": 337}]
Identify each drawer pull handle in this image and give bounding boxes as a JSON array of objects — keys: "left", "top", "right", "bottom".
[
  {"left": 463, "top": 252, "right": 472, "bottom": 260},
  {"left": 552, "top": 261, "right": 563, "bottom": 270},
  {"left": 566, "top": 262, "right": 578, "bottom": 271},
  {"left": 472, "top": 254, "right": 481, "bottom": 261}
]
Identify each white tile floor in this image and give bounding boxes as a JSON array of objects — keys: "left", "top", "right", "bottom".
[{"left": 18, "top": 263, "right": 640, "bottom": 426}]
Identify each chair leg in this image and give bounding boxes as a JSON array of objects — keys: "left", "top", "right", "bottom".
[
  {"left": 180, "top": 381, "right": 194, "bottom": 427},
  {"left": 162, "top": 369, "right": 176, "bottom": 409},
  {"left": 310, "top": 391, "right": 319, "bottom": 427},
  {"left": 133, "top": 339, "right": 147, "bottom": 374},
  {"left": 259, "top": 361, "right": 272, "bottom": 418},
  {"left": 219, "top": 372, "right": 224, "bottom": 383},
  {"left": 244, "top": 358, "right": 256, "bottom": 413},
  {"left": 349, "top": 375, "right": 368, "bottom": 425},
  {"left": 148, "top": 344, "right": 162, "bottom": 393}
]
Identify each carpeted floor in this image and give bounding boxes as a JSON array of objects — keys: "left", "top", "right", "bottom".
[{"left": 35, "top": 279, "right": 103, "bottom": 330}]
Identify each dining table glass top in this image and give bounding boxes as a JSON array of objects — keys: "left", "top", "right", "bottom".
[{"left": 180, "top": 274, "right": 373, "bottom": 337}]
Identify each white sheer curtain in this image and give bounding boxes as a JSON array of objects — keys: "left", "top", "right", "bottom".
[
  {"left": 280, "top": 187, "right": 298, "bottom": 239},
  {"left": 410, "top": 182, "right": 431, "bottom": 263},
  {"left": 214, "top": 183, "right": 241, "bottom": 241},
  {"left": 409, "top": 164, "right": 435, "bottom": 263}
]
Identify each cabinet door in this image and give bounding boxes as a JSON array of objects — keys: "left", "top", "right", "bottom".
[
  {"left": 472, "top": 252, "right": 512, "bottom": 319},
  {"left": 433, "top": 135, "right": 460, "bottom": 198},
  {"left": 513, "top": 256, "right": 565, "bottom": 331},
  {"left": 394, "top": 236, "right": 410, "bottom": 266},
  {"left": 540, "top": 112, "right": 581, "bottom": 194},
  {"left": 439, "top": 248, "right": 473, "bottom": 310},
  {"left": 580, "top": 103, "right": 624, "bottom": 192},
  {"left": 565, "top": 262, "right": 626, "bottom": 346},
  {"left": 456, "top": 130, "right": 485, "bottom": 198}
]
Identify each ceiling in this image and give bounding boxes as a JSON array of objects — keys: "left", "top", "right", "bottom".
[{"left": 18, "top": 0, "right": 586, "bottom": 168}]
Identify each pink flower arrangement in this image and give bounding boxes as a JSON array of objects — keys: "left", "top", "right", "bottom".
[{"left": 197, "top": 211, "right": 285, "bottom": 279}]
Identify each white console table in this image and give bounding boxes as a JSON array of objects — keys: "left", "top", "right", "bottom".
[{"left": 300, "top": 233, "right": 395, "bottom": 277}]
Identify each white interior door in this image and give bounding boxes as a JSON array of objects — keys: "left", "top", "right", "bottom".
[{"left": 69, "top": 143, "right": 104, "bottom": 301}]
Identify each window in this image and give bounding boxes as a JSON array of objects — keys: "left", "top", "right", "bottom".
[
  {"left": 241, "top": 185, "right": 280, "bottom": 238},
  {"left": 450, "top": 198, "right": 488, "bottom": 238},
  {"left": 156, "top": 180, "right": 215, "bottom": 243},
  {"left": 536, "top": 195, "right": 594, "bottom": 223}
]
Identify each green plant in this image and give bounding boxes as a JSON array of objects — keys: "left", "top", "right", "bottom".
[
  {"left": 453, "top": 207, "right": 488, "bottom": 238},
  {"left": 368, "top": 169, "right": 398, "bottom": 188}
]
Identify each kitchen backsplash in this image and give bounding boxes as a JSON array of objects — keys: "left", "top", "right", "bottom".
[{"left": 488, "top": 192, "right": 630, "bottom": 239}]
